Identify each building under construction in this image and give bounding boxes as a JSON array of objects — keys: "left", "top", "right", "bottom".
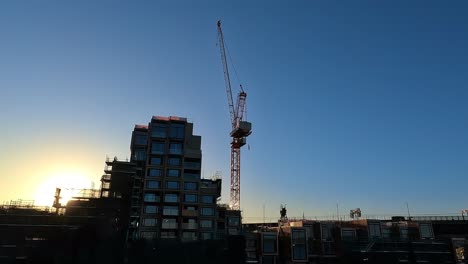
[
  {"left": 242, "top": 207, "right": 468, "bottom": 264},
  {"left": 0, "top": 115, "right": 244, "bottom": 264}
]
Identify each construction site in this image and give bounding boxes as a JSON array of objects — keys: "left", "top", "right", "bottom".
[{"left": 1, "top": 21, "right": 468, "bottom": 264}]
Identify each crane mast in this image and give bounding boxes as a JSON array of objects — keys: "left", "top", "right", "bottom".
[{"left": 217, "top": 20, "right": 252, "bottom": 210}]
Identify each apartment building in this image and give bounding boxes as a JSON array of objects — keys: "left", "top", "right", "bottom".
[{"left": 129, "top": 116, "right": 219, "bottom": 241}]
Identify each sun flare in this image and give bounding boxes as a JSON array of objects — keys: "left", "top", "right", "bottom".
[{"left": 34, "top": 171, "right": 94, "bottom": 206}]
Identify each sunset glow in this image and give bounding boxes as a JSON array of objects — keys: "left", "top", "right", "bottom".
[{"left": 34, "top": 171, "right": 94, "bottom": 206}]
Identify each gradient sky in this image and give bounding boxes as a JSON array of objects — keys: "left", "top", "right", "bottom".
[{"left": 1, "top": 1, "right": 467, "bottom": 222}]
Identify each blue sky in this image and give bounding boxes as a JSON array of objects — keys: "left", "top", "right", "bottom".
[{"left": 0, "top": 1, "right": 467, "bottom": 221}]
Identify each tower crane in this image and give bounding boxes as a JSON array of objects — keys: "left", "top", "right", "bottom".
[{"left": 217, "top": 20, "right": 252, "bottom": 210}]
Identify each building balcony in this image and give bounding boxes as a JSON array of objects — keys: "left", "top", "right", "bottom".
[
  {"left": 161, "top": 222, "right": 178, "bottom": 229},
  {"left": 182, "top": 223, "right": 198, "bottom": 230},
  {"left": 101, "top": 174, "right": 111, "bottom": 181},
  {"left": 182, "top": 210, "right": 198, "bottom": 217}
]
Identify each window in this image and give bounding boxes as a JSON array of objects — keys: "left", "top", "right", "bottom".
[
  {"left": 168, "top": 157, "right": 181, "bottom": 166},
  {"left": 152, "top": 124, "right": 167, "bottom": 138},
  {"left": 184, "top": 182, "right": 197, "bottom": 190},
  {"left": 400, "top": 227, "right": 408, "bottom": 239},
  {"left": 200, "top": 220, "right": 213, "bottom": 228},
  {"left": 167, "top": 169, "right": 180, "bottom": 177},
  {"left": 201, "top": 207, "right": 214, "bottom": 216},
  {"left": 102, "top": 182, "right": 110, "bottom": 189},
  {"left": 321, "top": 224, "right": 333, "bottom": 240},
  {"left": 169, "top": 143, "right": 183, "bottom": 154},
  {"left": 166, "top": 181, "right": 179, "bottom": 189},
  {"left": 228, "top": 216, "right": 240, "bottom": 226},
  {"left": 148, "top": 169, "right": 162, "bottom": 177},
  {"left": 292, "top": 230, "right": 307, "bottom": 261},
  {"left": 183, "top": 172, "right": 200, "bottom": 180},
  {"left": 292, "top": 230, "right": 306, "bottom": 243},
  {"left": 144, "top": 205, "right": 158, "bottom": 214},
  {"left": 161, "top": 231, "right": 177, "bottom": 238},
  {"left": 201, "top": 195, "right": 214, "bottom": 204},
  {"left": 150, "top": 157, "right": 163, "bottom": 165},
  {"left": 151, "top": 142, "right": 165, "bottom": 154},
  {"left": 143, "top": 218, "right": 157, "bottom": 226},
  {"left": 184, "top": 158, "right": 201, "bottom": 169},
  {"left": 164, "top": 194, "right": 178, "bottom": 203},
  {"left": 263, "top": 234, "right": 277, "bottom": 254},
  {"left": 134, "top": 149, "right": 146, "bottom": 161},
  {"left": 163, "top": 206, "right": 179, "bottom": 216},
  {"left": 182, "top": 232, "right": 197, "bottom": 241},
  {"left": 140, "top": 231, "right": 156, "bottom": 240},
  {"left": 170, "top": 123, "right": 185, "bottom": 139},
  {"left": 304, "top": 225, "right": 314, "bottom": 239},
  {"left": 201, "top": 232, "right": 212, "bottom": 240},
  {"left": 293, "top": 245, "right": 306, "bottom": 260},
  {"left": 341, "top": 228, "right": 356, "bottom": 241},
  {"left": 185, "top": 194, "right": 197, "bottom": 203},
  {"left": 419, "top": 223, "right": 434, "bottom": 239},
  {"left": 161, "top": 219, "right": 177, "bottom": 229},
  {"left": 369, "top": 222, "right": 381, "bottom": 239},
  {"left": 144, "top": 193, "right": 159, "bottom": 202},
  {"left": 146, "top": 180, "right": 160, "bottom": 189},
  {"left": 134, "top": 135, "right": 147, "bottom": 145}
]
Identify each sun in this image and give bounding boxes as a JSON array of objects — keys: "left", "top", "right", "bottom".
[{"left": 34, "top": 171, "right": 94, "bottom": 207}]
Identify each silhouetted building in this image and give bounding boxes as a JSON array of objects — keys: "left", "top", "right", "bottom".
[{"left": 128, "top": 116, "right": 222, "bottom": 241}]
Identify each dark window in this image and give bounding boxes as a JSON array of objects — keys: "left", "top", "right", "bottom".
[
  {"left": 152, "top": 124, "right": 167, "bottom": 138},
  {"left": 166, "top": 181, "right": 179, "bottom": 189},
  {"left": 168, "top": 157, "right": 181, "bottom": 166},
  {"left": 200, "top": 207, "right": 214, "bottom": 216},
  {"left": 148, "top": 169, "right": 162, "bottom": 177},
  {"left": 184, "top": 161, "right": 201, "bottom": 169},
  {"left": 163, "top": 206, "right": 179, "bottom": 216},
  {"left": 292, "top": 230, "right": 307, "bottom": 260},
  {"left": 185, "top": 194, "right": 197, "bottom": 203},
  {"left": 151, "top": 142, "right": 165, "bottom": 154},
  {"left": 341, "top": 229, "right": 356, "bottom": 240},
  {"left": 134, "top": 149, "right": 146, "bottom": 161},
  {"left": 292, "top": 245, "right": 306, "bottom": 260},
  {"left": 146, "top": 180, "right": 160, "bottom": 189},
  {"left": 142, "top": 218, "right": 157, "bottom": 226},
  {"left": 201, "top": 232, "right": 212, "bottom": 240},
  {"left": 164, "top": 194, "right": 178, "bottom": 203},
  {"left": 228, "top": 216, "right": 240, "bottom": 226},
  {"left": 134, "top": 135, "right": 147, "bottom": 145},
  {"left": 419, "top": 223, "right": 433, "bottom": 239},
  {"left": 169, "top": 143, "right": 183, "bottom": 155},
  {"left": 151, "top": 157, "right": 163, "bottom": 165},
  {"left": 144, "top": 205, "right": 158, "bottom": 214},
  {"left": 201, "top": 195, "right": 214, "bottom": 204},
  {"left": 263, "top": 234, "right": 277, "bottom": 253},
  {"left": 167, "top": 169, "right": 180, "bottom": 177},
  {"left": 170, "top": 123, "right": 185, "bottom": 139},
  {"left": 183, "top": 172, "right": 200, "bottom": 180},
  {"left": 200, "top": 220, "right": 212, "bottom": 228},
  {"left": 144, "top": 193, "right": 159, "bottom": 202},
  {"left": 369, "top": 223, "right": 381, "bottom": 239},
  {"left": 184, "top": 182, "right": 197, "bottom": 190}
]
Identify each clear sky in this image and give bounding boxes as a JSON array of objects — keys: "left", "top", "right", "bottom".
[{"left": 1, "top": 1, "right": 467, "bottom": 221}]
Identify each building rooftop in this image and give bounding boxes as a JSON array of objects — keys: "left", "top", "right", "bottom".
[{"left": 151, "top": 115, "right": 187, "bottom": 122}]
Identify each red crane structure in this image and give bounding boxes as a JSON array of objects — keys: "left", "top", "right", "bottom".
[{"left": 217, "top": 20, "right": 252, "bottom": 210}]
